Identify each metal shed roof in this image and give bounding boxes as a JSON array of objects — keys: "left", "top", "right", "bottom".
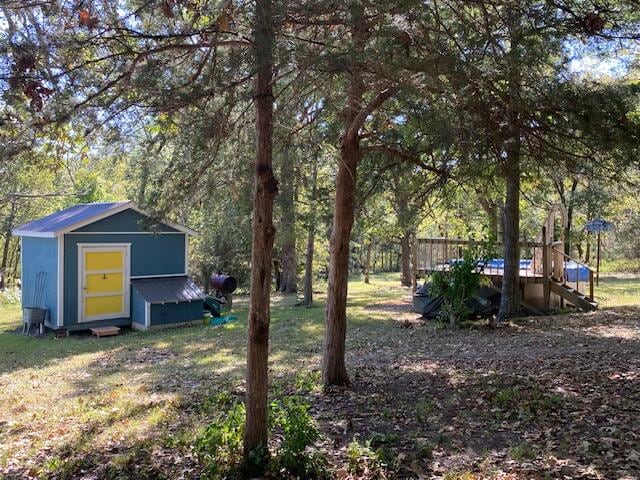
[
  {"left": 132, "top": 276, "right": 206, "bottom": 304},
  {"left": 12, "top": 201, "right": 197, "bottom": 237}
]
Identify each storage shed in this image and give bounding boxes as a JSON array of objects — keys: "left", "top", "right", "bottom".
[{"left": 13, "top": 201, "right": 206, "bottom": 332}]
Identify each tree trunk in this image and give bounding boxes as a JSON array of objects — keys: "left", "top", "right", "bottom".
[
  {"left": 303, "top": 154, "right": 318, "bottom": 307},
  {"left": 323, "top": 5, "right": 390, "bottom": 387},
  {"left": 497, "top": 12, "right": 522, "bottom": 322},
  {"left": 322, "top": 64, "right": 365, "bottom": 386},
  {"left": 382, "top": 246, "right": 386, "bottom": 272},
  {"left": 272, "top": 259, "right": 281, "bottom": 291},
  {"left": 363, "top": 240, "right": 372, "bottom": 284},
  {"left": 497, "top": 198, "right": 505, "bottom": 243},
  {"left": 10, "top": 240, "right": 19, "bottom": 287},
  {"left": 201, "top": 265, "right": 213, "bottom": 293},
  {"left": 0, "top": 199, "right": 18, "bottom": 290},
  {"left": 497, "top": 151, "right": 520, "bottom": 321},
  {"left": 565, "top": 177, "right": 578, "bottom": 256},
  {"left": 585, "top": 239, "right": 591, "bottom": 264},
  {"left": 323, "top": 125, "right": 359, "bottom": 387},
  {"left": 410, "top": 232, "right": 418, "bottom": 293},
  {"left": 478, "top": 194, "right": 499, "bottom": 240},
  {"left": 400, "top": 233, "right": 411, "bottom": 286},
  {"left": 244, "top": 0, "right": 276, "bottom": 465},
  {"left": 0, "top": 237, "right": 9, "bottom": 291},
  {"left": 279, "top": 147, "right": 297, "bottom": 293},
  {"left": 449, "top": 311, "right": 458, "bottom": 329},
  {"left": 137, "top": 158, "right": 151, "bottom": 203},
  {"left": 395, "top": 184, "right": 414, "bottom": 286},
  {"left": 7, "top": 240, "right": 17, "bottom": 286}
]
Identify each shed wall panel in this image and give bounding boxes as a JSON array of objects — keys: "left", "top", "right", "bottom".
[
  {"left": 150, "top": 300, "right": 204, "bottom": 326},
  {"left": 21, "top": 237, "right": 58, "bottom": 326},
  {"left": 131, "top": 288, "right": 147, "bottom": 326},
  {"left": 72, "top": 209, "right": 179, "bottom": 233},
  {"left": 63, "top": 233, "right": 186, "bottom": 326}
]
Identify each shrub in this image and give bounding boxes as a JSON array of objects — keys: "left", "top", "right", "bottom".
[
  {"left": 347, "top": 437, "right": 386, "bottom": 478},
  {"left": 195, "top": 396, "right": 330, "bottom": 479},
  {"left": 270, "top": 396, "right": 329, "bottom": 478},
  {"left": 509, "top": 443, "right": 536, "bottom": 460},
  {"left": 430, "top": 249, "right": 489, "bottom": 327},
  {"left": 415, "top": 398, "right": 437, "bottom": 422},
  {"left": 198, "top": 390, "right": 235, "bottom": 415},
  {"left": 294, "top": 369, "right": 321, "bottom": 393},
  {"left": 195, "top": 403, "right": 246, "bottom": 479}
]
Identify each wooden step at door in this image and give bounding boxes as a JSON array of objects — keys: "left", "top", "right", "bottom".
[
  {"left": 550, "top": 281, "right": 598, "bottom": 311},
  {"left": 90, "top": 326, "right": 121, "bottom": 338}
]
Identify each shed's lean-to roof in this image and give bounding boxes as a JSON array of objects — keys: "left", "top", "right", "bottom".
[
  {"left": 13, "top": 201, "right": 197, "bottom": 237},
  {"left": 132, "top": 276, "right": 206, "bottom": 304}
]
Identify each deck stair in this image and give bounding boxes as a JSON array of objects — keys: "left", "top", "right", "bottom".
[{"left": 550, "top": 280, "right": 598, "bottom": 311}]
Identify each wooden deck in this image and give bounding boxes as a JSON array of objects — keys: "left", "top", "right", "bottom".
[
  {"left": 415, "top": 234, "right": 597, "bottom": 312},
  {"left": 420, "top": 264, "right": 545, "bottom": 284}
]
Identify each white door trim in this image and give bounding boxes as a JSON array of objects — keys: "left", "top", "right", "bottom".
[
  {"left": 57, "top": 235, "right": 64, "bottom": 327},
  {"left": 77, "top": 243, "right": 131, "bottom": 323},
  {"left": 145, "top": 301, "right": 151, "bottom": 327},
  {"left": 184, "top": 234, "right": 189, "bottom": 275}
]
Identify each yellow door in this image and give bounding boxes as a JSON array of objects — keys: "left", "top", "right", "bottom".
[{"left": 80, "top": 246, "right": 129, "bottom": 322}]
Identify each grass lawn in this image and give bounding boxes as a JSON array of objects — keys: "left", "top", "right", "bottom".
[
  {"left": 596, "top": 273, "right": 640, "bottom": 307},
  {"left": 0, "top": 273, "right": 639, "bottom": 479}
]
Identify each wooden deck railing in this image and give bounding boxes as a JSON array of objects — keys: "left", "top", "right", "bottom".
[
  {"left": 416, "top": 236, "right": 596, "bottom": 303},
  {"left": 551, "top": 247, "right": 595, "bottom": 301},
  {"left": 415, "top": 210, "right": 600, "bottom": 311},
  {"left": 416, "top": 237, "right": 545, "bottom": 281}
]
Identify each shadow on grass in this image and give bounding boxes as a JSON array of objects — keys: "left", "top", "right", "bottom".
[
  {"left": 312, "top": 310, "right": 639, "bottom": 479},
  {"left": 1, "top": 275, "right": 638, "bottom": 479}
]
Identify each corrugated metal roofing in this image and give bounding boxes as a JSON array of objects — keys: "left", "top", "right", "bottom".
[
  {"left": 132, "top": 276, "right": 206, "bottom": 304},
  {"left": 13, "top": 201, "right": 130, "bottom": 236},
  {"left": 12, "top": 201, "right": 198, "bottom": 237}
]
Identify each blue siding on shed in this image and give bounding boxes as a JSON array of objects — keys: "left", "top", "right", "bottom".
[
  {"left": 72, "top": 208, "right": 179, "bottom": 233},
  {"left": 21, "top": 237, "right": 58, "bottom": 326},
  {"left": 131, "top": 288, "right": 147, "bottom": 327},
  {"left": 150, "top": 300, "right": 204, "bottom": 326},
  {"left": 63, "top": 233, "right": 186, "bottom": 326}
]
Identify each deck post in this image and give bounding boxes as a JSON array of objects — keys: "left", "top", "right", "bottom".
[
  {"left": 411, "top": 233, "right": 418, "bottom": 293},
  {"left": 596, "top": 231, "right": 601, "bottom": 286},
  {"left": 429, "top": 242, "right": 433, "bottom": 271},
  {"left": 542, "top": 226, "right": 550, "bottom": 311}
]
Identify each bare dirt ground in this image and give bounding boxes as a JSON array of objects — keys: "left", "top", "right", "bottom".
[{"left": 315, "top": 302, "right": 640, "bottom": 479}]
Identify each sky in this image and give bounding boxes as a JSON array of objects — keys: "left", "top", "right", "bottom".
[{"left": 564, "top": 38, "right": 636, "bottom": 79}]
